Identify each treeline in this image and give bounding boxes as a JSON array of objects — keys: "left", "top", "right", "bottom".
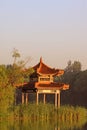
[{"left": 61, "top": 61, "right": 87, "bottom": 107}]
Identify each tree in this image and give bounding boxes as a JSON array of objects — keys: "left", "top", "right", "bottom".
[
  {"left": 0, "top": 50, "right": 34, "bottom": 116},
  {"left": 0, "top": 65, "right": 15, "bottom": 115},
  {"left": 72, "top": 61, "right": 81, "bottom": 72},
  {"left": 65, "top": 60, "right": 72, "bottom": 72},
  {"left": 65, "top": 60, "right": 82, "bottom": 72},
  {"left": 12, "top": 48, "right": 20, "bottom": 64},
  {"left": 11, "top": 49, "right": 34, "bottom": 85}
]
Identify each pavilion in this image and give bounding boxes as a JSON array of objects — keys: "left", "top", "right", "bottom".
[{"left": 20, "top": 57, "right": 69, "bottom": 108}]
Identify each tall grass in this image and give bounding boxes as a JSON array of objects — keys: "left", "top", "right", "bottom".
[
  {"left": 7, "top": 103, "right": 87, "bottom": 122},
  {"left": 0, "top": 103, "right": 87, "bottom": 130},
  {"left": 0, "top": 102, "right": 87, "bottom": 125}
]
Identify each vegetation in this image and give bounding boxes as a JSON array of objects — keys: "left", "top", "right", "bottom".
[
  {"left": 12, "top": 48, "right": 20, "bottom": 64},
  {"left": 0, "top": 85, "right": 15, "bottom": 117},
  {"left": 0, "top": 49, "right": 33, "bottom": 118},
  {"left": 0, "top": 103, "right": 87, "bottom": 125},
  {"left": 65, "top": 60, "right": 82, "bottom": 72},
  {"left": 54, "top": 60, "right": 87, "bottom": 107},
  {"left": 0, "top": 49, "right": 87, "bottom": 124},
  {"left": 61, "top": 70, "right": 87, "bottom": 107}
]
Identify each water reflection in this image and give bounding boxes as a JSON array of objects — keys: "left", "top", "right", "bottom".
[{"left": 0, "top": 119, "right": 87, "bottom": 130}]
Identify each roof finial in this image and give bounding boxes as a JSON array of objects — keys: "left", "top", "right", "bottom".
[{"left": 40, "top": 57, "right": 42, "bottom": 63}]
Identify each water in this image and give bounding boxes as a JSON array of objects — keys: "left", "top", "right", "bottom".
[{"left": 0, "top": 119, "right": 87, "bottom": 130}]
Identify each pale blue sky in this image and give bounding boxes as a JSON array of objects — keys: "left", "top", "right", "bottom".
[{"left": 0, "top": 0, "right": 87, "bottom": 70}]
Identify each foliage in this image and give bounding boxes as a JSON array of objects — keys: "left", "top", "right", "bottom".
[
  {"left": 2, "top": 103, "right": 87, "bottom": 125},
  {"left": 12, "top": 48, "right": 20, "bottom": 64},
  {"left": 65, "top": 60, "right": 82, "bottom": 72},
  {"left": 0, "top": 85, "right": 15, "bottom": 116},
  {"left": 6, "top": 64, "right": 34, "bottom": 86},
  {"left": 0, "top": 65, "right": 8, "bottom": 87},
  {"left": 73, "top": 70, "right": 87, "bottom": 92},
  {"left": 11, "top": 49, "right": 34, "bottom": 84},
  {"left": 0, "top": 49, "right": 34, "bottom": 117},
  {"left": 0, "top": 65, "right": 15, "bottom": 116},
  {"left": 61, "top": 69, "right": 87, "bottom": 107},
  {"left": 72, "top": 61, "right": 82, "bottom": 72}
]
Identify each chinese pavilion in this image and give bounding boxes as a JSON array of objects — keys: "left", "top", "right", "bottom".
[{"left": 21, "top": 57, "right": 69, "bottom": 108}]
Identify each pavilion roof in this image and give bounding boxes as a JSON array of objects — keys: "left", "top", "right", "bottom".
[
  {"left": 33, "top": 57, "right": 64, "bottom": 76},
  {"left": 20, "top": 82, "right": 69, "bottom": 91},
  {"left": 35, "top": 82, "right": 69, "bottom": 90}
]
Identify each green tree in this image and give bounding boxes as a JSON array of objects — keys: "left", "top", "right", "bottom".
[
  {"left": 11, "top": 49, "right": 33, "bottom": 85},
  {"left": 0, "top": 49, "right": 34, "bottom": 116},
  {"left": 65, "top": 60, "right": 72, "bottom": 72},
  {"left": 6, "top": 64, "right": 24, "bottom": 86},
  {"left": 65, "top": 60, "right": 81, "bottom": 72},
  {"left": 0, "top": 85, "right": 15, "bottom": 115},
  {"left": 0, "top": 65, "right": 15, "bottom": 115},
  {"left": 72, "top": 61, "right": 81, "bottom": 72},
  {"left": 12, "top": 48, "right": 20, "bottom": 64},
  {"left": 0, "top": 65, "right": 8, "bottom": 87}
]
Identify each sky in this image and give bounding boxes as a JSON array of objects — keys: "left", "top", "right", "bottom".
[{"left": 0, "top": 0, "right": 87, "bottom": 70}]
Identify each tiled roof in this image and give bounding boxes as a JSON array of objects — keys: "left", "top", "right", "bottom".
[
  {"left": 21, "top": 82, "right": 36, "bottom": 92},
  {"left": 17, "top": 82, "right": 69, "bottom": 91},
  {"left": 33, "top": 57, "right": 64, "bottom": 76},
  {"left": 35, "top": 82, "right": 69, "bottom": 90},
  {"left": 33, "top": 63, "right": 40, "bottom": 70}
]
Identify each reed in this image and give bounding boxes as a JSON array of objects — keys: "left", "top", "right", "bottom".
[{"left": 0, "top": 102, "right": 87, "bottom": 123}]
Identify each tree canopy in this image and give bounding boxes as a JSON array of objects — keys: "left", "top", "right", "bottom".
[
  {"left": 0, "top": 49, "right": 34, "bottom": 116},
  {"left": 61, "top": 61, "right": 87, "bottom": 107},
  {"left": 12, "top": 48, "right": 20, "bottom": 64},
  {"left": 65, "top": 60, "right": 82, "bottom": 72}
]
